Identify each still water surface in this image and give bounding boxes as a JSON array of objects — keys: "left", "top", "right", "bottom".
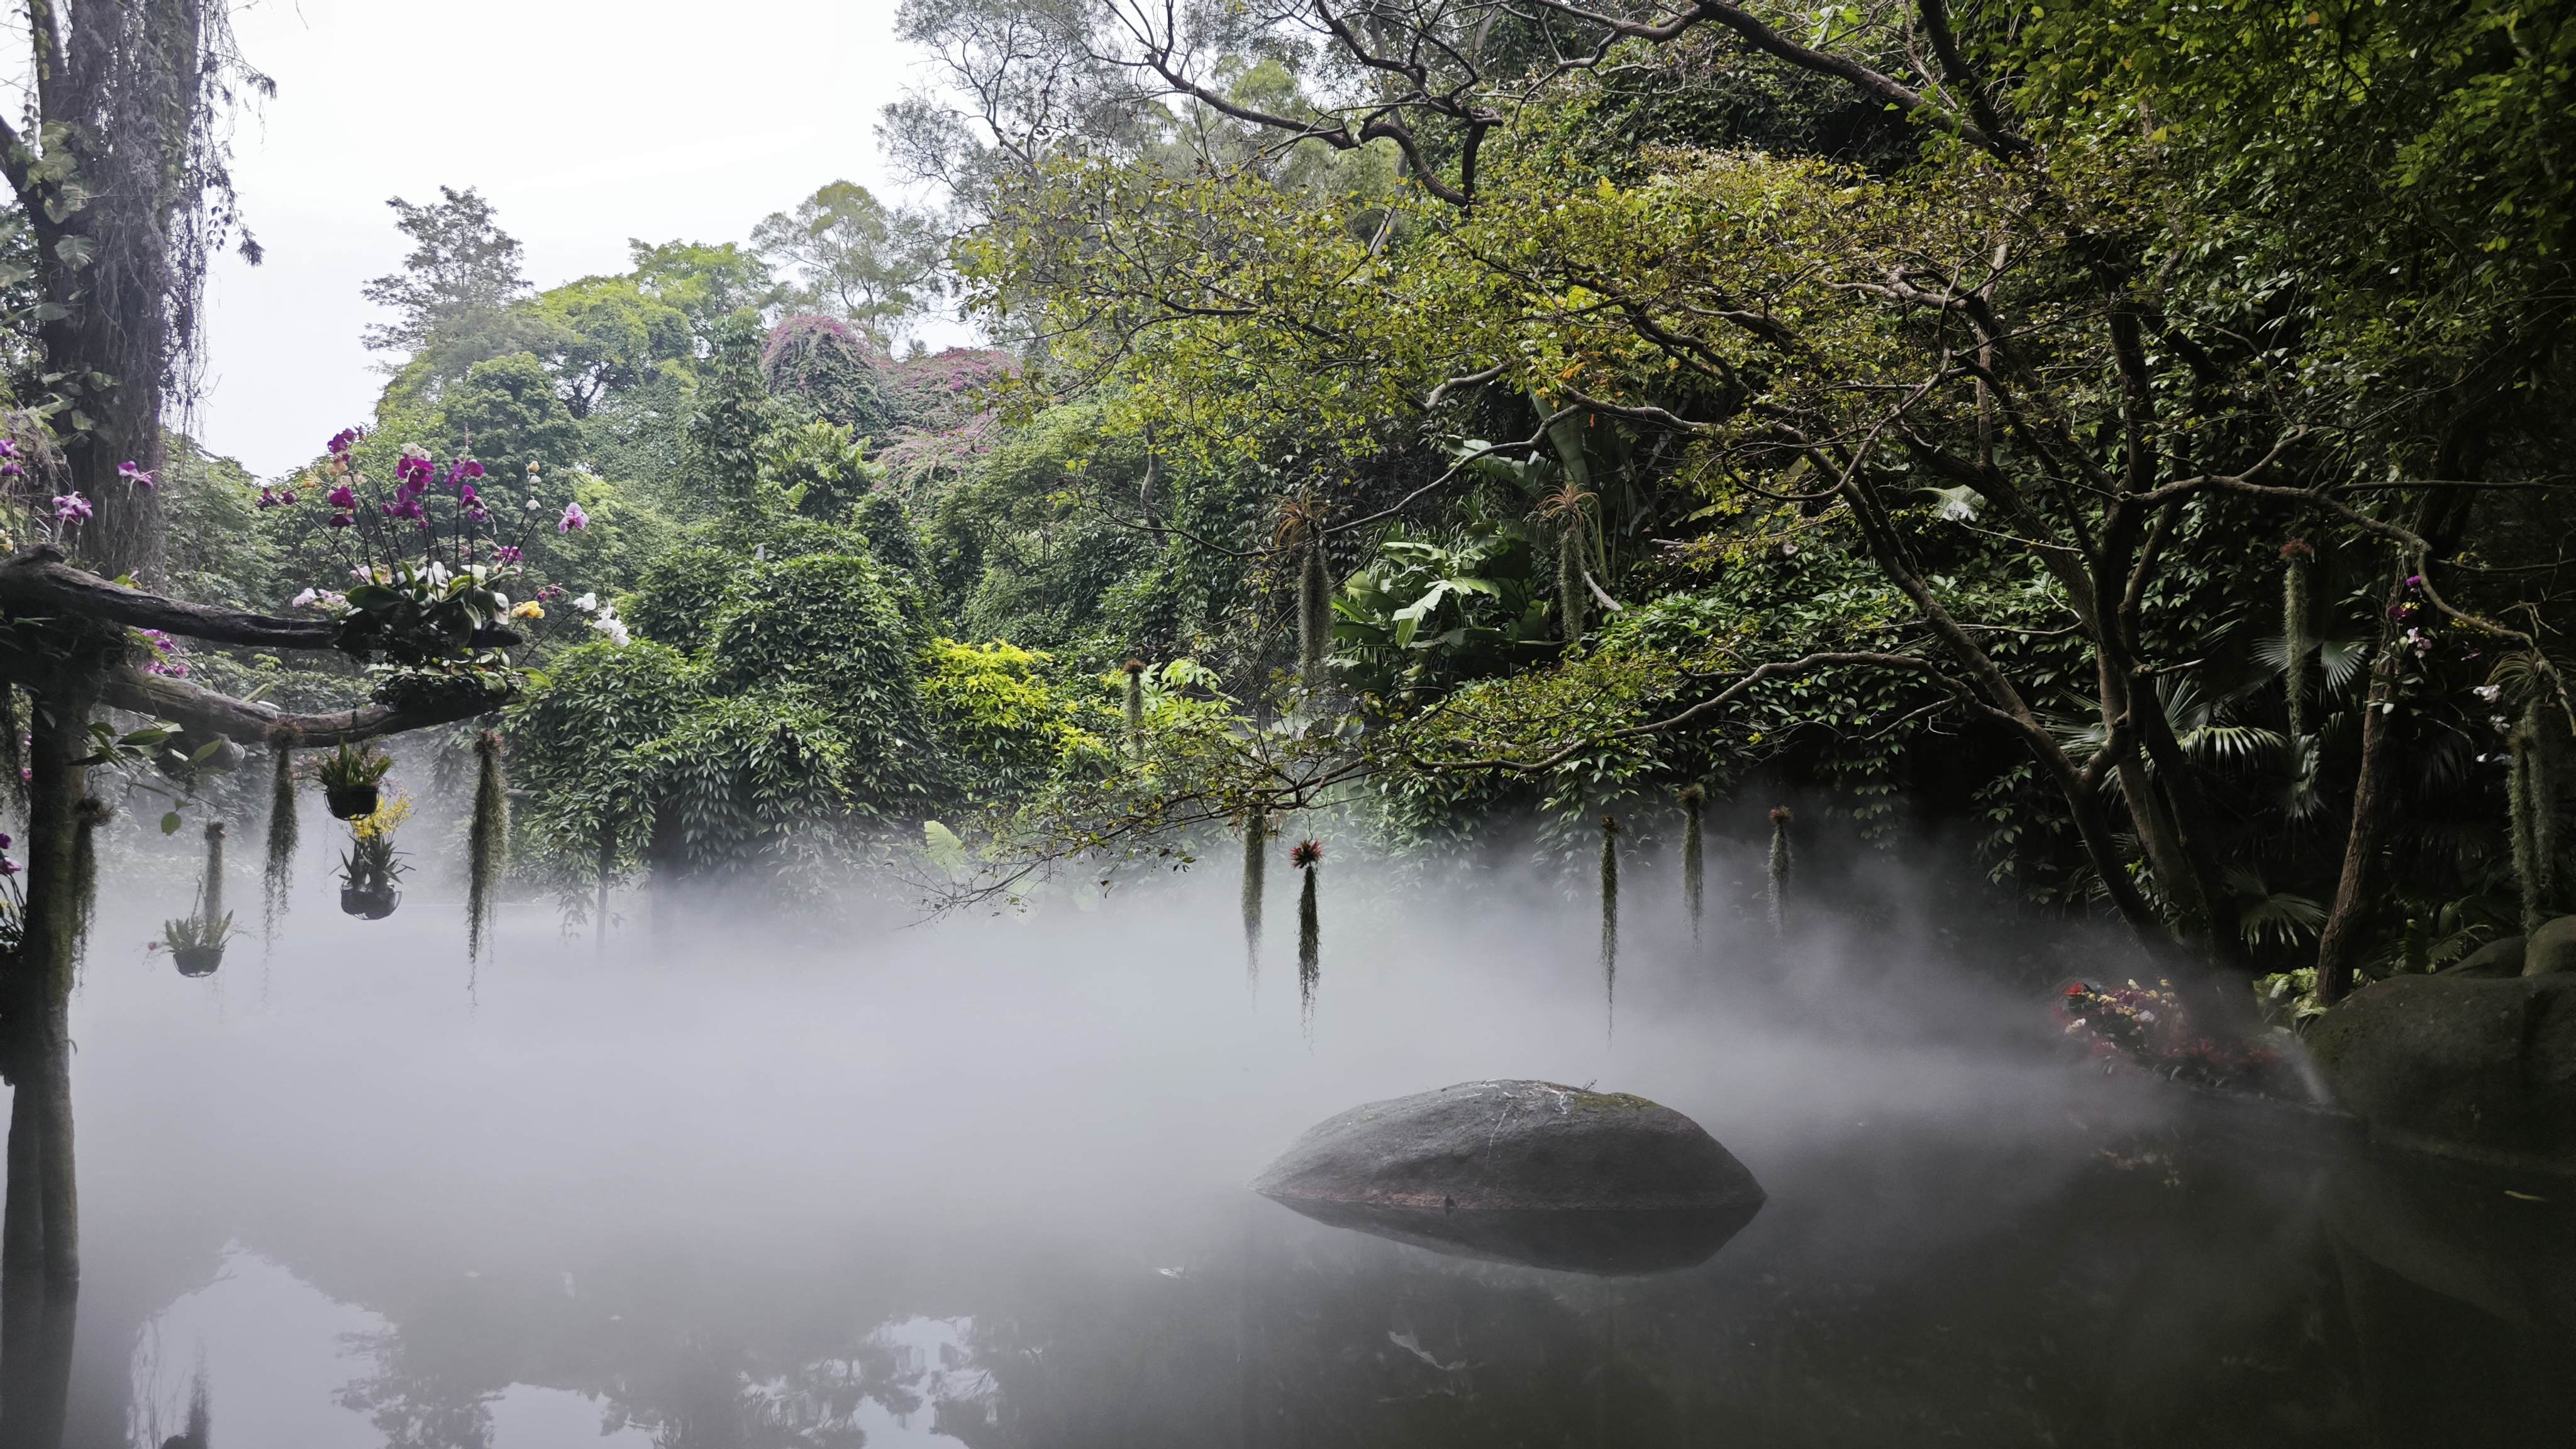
[{"left": 60, "top": 878, "right": 2576, "bottom": 1446}]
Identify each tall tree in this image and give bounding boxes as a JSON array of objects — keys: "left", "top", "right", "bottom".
[
  {"left": 752, "top": 180, "right": 947, "bottom": 344},
  {"left": 361, "top": 186, "right": 531, "bottom": 357},
  {"left": 0, "top": 0, "right": 267, "bottom": 580}
]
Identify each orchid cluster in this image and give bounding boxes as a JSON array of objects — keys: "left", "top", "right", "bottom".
[
  {"left": 2388, "top": 573, "right": 2436, "bottom": 659},
  {"left": 2056, "top": 979, "right": 2287, "bottom": 1091},
  {"left": 272, "top": 426, "right": 591, "bottom": 670},
  {"left": 137, "top": 629, "right": 188, "bottom": 679}
]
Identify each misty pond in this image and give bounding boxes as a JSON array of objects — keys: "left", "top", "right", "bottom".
[{"left": 63, "top": 862, "right": 2575, "bottom": 1449}]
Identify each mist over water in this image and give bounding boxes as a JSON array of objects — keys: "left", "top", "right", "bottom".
[{"left": 52, "top": 837, "right": 2573, "bottom": 1446}]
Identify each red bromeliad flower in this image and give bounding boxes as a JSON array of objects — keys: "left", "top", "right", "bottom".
[{"left": 1290, "top": 839, "right": 1322, "bottom": 870}]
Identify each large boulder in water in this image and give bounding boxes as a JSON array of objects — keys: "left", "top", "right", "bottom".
[
  {"left": 1252, "top": 1080, "right": 1763, "bottom": 1275},
  {"left": 2309, "top": 975, "right": 2576, "bottom": 1163},
  {"left": 2522, "top": 915, "right": 2576, "bottom": 977}
]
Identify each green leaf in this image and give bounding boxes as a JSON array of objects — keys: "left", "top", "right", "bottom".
[{"left": 159, "top": 811, "right": 180, "bottom": 835}]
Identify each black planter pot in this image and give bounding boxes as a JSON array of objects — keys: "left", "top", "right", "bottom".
[
  {"left": 340, "top": 886, "right": 401, "bottom": 919},
  {"left": 325, "top": 784, "right": 380, "bottom": 821},
  {"left": 171, "top": 945, "right": 223, "bottom": 978}
]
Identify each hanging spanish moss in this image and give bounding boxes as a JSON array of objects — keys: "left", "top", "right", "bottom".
[
  {"left": 1292, "top": 838, "right": 1322, "bottom": 1030},
  {"left": 1679, "top": 784, "right": 1706, "bottom": 944},
  {"left": 1240, "top": 804, "right": 1267, "bottom": 987},
  {"left": 264, "top": 742, "right": 296, "bottom": 943},
  {"left": 1122, "top": 659, "right": 1147, "bottom": 760},
  {"left": 1599, "top": 813, "right": 1621, "bottom": 1018},
  {"left": 200, "top": 819, "right": 225, "bottom": 930},
  {"left": 1298, "top": 539, "right": 1331, "bottom": 696},
  {"left": 1767, "top": 806, "right": 1793, "bottom": 938},
  {"left": 72, "top": 796, "right": 110, "bottom": 953},
  {"left": 2281, "top": 538, "right": 2313, "bottom": 745},
  {"left": 467, "top": 730, "right": 509, "bottom": 962},
  {"left": 2511, "top": 698, "right": 2558, "bottom": 936},
  {"left": 1557, "top": 513, "right": 1589, "bottom": 645},
  {"left": 596, "top": 815, "right": 616, "bottom": 959}
]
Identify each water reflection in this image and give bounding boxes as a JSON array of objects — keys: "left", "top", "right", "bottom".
[{"left": 58, "top": 877, "right": 2576, "bottom": 1446}]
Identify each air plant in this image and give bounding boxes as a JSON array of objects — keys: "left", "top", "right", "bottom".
[
  {"left": 264, "top": 743, "right": 296, "bottom": 944},
  {"left": 1292, "top": 838, "right": 1323, "bottom": 1029},
  {"left": 1679, "top": 784, "right": 1706, "bottom": 944},
  {"left": 1122, "top": 659, "right": 1147, "bottom": 761},
  {"left": 1274, "top": 494, "right": 1332, "bottom": 696},
  {"left": 2280, "top": 538, "right": 2313, "bottom": 745},
  {"left": 467, "top": 730, "right": 508, "bottom": 963},
  {"left": 595, "top": 816, "right": 616, "bottom": 959},
  {"left": 1537, "top": 480, "right": 1597, "bottom": 646},
  {"left": 1240, "top": 803, "right": 1267, "bottom": 987},
  {"left": 1767, "top": 806, "right": 1792, "bottom": 938},
  {"left": 1599, "top": 813, "right": 1620, "bottom": 1018}
]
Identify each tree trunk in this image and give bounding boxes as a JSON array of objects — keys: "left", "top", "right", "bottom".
[
  {"left": 2315, "top": 633, "right": 2403, "bottom": 1004},
  {"left": 0, "top": 680, "right": 94, "bottom": 1448}
]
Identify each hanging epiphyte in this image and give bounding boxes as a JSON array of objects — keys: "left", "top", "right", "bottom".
[
  {"left": 338, "top": 794, "right": 412, "bottom": 919},
  {"left": 1767, "top": 806, "right": 1792, "bottom": 938},
  {"left": 1599, "top": 813, "right": 1621, "bottom": 1019},
  {"left": 1277, "top": 494, "right": 1333, "bottom": 697},
  {"left": 1293, "top": 837, "right": 1323, "bottom": 1030},
  {"left": 1679, "top": 784, "right": 1705, "bottom": 944},
  {"left": 594, "top": 815, "right": 616, "bottom": 959},
  {"left": 1241, "top": 803, "right": 1267, "bottom": 987},
  {"left": 467, "top": 730, "right": 509, "bottom": 962},
  {"left": 71, "top": 794, "right": 108, "bottom": 952},
  {"left": 1122, "top": 658, "right": 1148, "bottom": 761},
  {"left": 161, "top": 821, "right": 235, "bottom": 978},
  {"left": 316, "top": 742, "right": 393, "bottom": 821},
  {"left": 264, "top": 742, "right": 296, "bottom": 943},
  {"left": 2280, "top": 538, "right": 2314, "bottom": 746},
  {"left": 2494, "top": 652, "right": 2564, "bottom": 937}
]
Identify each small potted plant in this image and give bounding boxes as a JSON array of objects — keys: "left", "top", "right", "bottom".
[
  {"left": 317, "top": 743, "right": 394, "bottom": 820},
  {"left": 338, "top": 834, "right": 408, "bottom": 919},
  {"left": 160, "top": 911, "right": 236, "bottom": 977}
]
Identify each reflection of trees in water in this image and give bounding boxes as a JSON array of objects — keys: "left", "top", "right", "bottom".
[
  {"left": 303, "top": 1139, "right": 2576, "bottom": 1449},
  {"left": 330, "top": 1274, "right": 972, "bottom": 1449}
]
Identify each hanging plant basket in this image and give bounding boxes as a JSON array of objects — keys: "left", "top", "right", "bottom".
[
  {"left": 340, "top": 885, "right": 401, "bottom": 919},
  {"left": 170, "top": 945, "right": 224, "bottom": 978},
  {"left": 325, "top": 784, "right": 380, "bottom": 821}
]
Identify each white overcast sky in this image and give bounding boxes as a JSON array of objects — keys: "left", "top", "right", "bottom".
[{"left": 196, "top": 0, "right": 965, "bottom": 478}]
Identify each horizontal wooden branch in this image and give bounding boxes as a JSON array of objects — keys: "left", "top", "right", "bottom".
[
  {"left": 101, "top": 669, "right": 511, "bottom": 748},
  {"left": 0, "top": 547, "right": 335, "bottom": 649}
]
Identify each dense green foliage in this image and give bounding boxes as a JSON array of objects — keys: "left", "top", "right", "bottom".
[{"left": 62, "top": 2, "right": 2576, "bottom": 984}]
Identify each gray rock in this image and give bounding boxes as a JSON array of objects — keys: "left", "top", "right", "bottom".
[
  {"left": 2444, "top": 935, "right": 2525, "bottom": 978},
  {"left": 1252, "top": 1080, "right": 1763, "bottom": 1274},
  {"left": 2523, "top": 915, "right": 2576, "bottom": 976},
  {"left": 2309, "top": 975, "right": 2576, "bottom": 1162}
]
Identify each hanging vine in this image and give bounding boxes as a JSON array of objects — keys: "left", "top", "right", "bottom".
[
  {"left": 1292, "top": 837, "right": 1322, "bottom": 1032},
  {"left": 262, "top": 742, "right": 295, "bottom": 944},
  {"left": 1599, "top": 813, "right": 1620, "bottom": 1019},
  {"left": 467, "top": 729, "right": 508, "bottom": 962},
  {"left": 1679, "top": 784, "right": 1705, "bottom": 945},
  {"left": 1767, "top": 806, "right": 1792, "bottom": 939},
  {"left": 1240, "top": 803, "right": 1266, "bottom": 987}
]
